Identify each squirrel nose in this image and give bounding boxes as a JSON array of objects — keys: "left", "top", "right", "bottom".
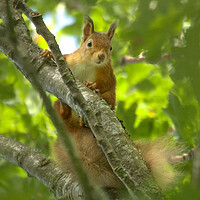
[{"left": 98, "top": 53, "right": 105, "bottom": 62}]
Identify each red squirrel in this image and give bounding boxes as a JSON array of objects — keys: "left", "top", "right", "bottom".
[{"left": 42, "top": 16, "right": 183, "bottom": 190}]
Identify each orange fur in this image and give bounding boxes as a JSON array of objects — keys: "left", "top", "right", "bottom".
[
  {"left": 51, "top": 17, "right": 184, "bottom": 190},
  {"left": 52, "top": 18, "right": 118, "bottom": 186},
  {"left": 52, "top": 100, "right": 122, "bottom": 188},
  {"left": 53, "top": 101, "right": 184, "bottom": 189},
  {"left": 63, "top": 18, "right": 117, "bottom": 110},
  {"left": 135, "top": 137, "right": 184, "bottom": 189}
]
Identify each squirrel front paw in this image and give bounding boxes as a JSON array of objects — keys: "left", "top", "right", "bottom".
[
  {"left": 85, "top": 81, "right": 100, "bottom": 94},
  {"left": 40, "top": 49, "right": 54, "bottom": 60}
]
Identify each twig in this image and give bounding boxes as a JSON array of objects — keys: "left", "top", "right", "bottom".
[
  {"left": 170, "top": 145, "right": 199, "bottom": 164},
  {"left": 120, "top": 53, "right": 171, "bottom": 65}
]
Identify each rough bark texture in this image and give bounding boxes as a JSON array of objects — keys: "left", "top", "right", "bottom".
[
  {"left": 0, "top": 134, "right": 83, "bottom": 200},
  {"left": 0, "top": 0, "right": 166, "bottom": 199}
]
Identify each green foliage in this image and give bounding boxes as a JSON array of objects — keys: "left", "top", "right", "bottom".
[
  {"left": 0, "top": 160, "right": 54, "bottom": 200},
  {"left": 0, "top": 53, "right": 55, "bottom": 199},
  {"left": 116, "top": 62, "right": 173, "bottom": 139},
  {"left": 1, "top": 0, "right": 200, "bottom": 199}
]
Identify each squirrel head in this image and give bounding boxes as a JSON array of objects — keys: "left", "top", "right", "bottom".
[{"left": 79, "top": 16, "right": 117, "bottom": 67}]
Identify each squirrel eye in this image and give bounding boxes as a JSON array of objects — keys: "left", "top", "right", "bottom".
[
  {"left": 87, "top": 41, "right": 92, "bottom": 47},
  {"left": 110, "top": 46, "right": 112, "bottom": 51}
]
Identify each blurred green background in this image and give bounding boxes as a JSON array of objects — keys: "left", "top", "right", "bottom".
[{"left": 1, "top": 0, "right": 200, "bottom": 199}]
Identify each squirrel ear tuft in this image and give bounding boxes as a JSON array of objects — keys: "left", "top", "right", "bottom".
[
  {"left": 82, "top": 15, "right": 94, "bottom": 43},
  {"left": 107, "top": 20, "right": 117, "bottom": 40}
]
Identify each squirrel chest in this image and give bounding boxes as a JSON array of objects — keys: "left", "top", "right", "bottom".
[
  {"left": 69, "top": 63, "right": 97, "bottom": 83},
  {"left": 64, "top": 52, "right": 99, "bottom": 83}
]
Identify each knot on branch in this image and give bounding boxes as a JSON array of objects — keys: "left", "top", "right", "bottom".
[{"left": 30, "top": 11, "right": 41, "bottom": 17}]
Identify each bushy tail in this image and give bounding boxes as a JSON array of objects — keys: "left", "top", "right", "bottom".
[{"left": 135, "top": 137, "right": 185, "bottom": 190}]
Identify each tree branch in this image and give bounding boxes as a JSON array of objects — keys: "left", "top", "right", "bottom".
[
  {"left": 170, "top": 146, "right": 199, "bottom": 164},
  {"left": 1, "top": 1, "right": 106, "bottom": 200},
  {"left": 0, "top": 134, "right": 83, "bottom": 200},
  {"left": 0, "top": 0, "right": 166, "bottom": 199},
  {"left": 120, "top": 53, "right": 171, "bottom": 66}
]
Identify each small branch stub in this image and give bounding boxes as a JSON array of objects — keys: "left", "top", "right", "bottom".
[{"left": 30, "top": 11, "right": 41, "bottom": 17}]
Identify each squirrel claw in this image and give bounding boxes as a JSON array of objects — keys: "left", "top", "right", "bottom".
[
  {"left": 85, "top": 81, "right": 97, "bottom": 90},
  {"left": 40, "top": 49, "right": 54, "bottom": 60},
  {"left": 85, "top": 81, "right": 101, "bottom": 95},
  {"left": 85, "top": 81, "right": 95, "bottom": 87}
]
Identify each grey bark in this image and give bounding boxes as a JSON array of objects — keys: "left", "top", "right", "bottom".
[
  {"left": 0, "top": 0, "right": 166, "bottom": 199},
  {"left": 0, "top": 134, "right": 83, "bottom": 200}
]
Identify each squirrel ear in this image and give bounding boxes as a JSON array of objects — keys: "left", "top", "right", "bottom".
[
  {"left": 82, "top": 15, "right": 94, "bottom": 42},
  {"left": 107, "top": 20, "right": 117, "bottom": 40}
]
